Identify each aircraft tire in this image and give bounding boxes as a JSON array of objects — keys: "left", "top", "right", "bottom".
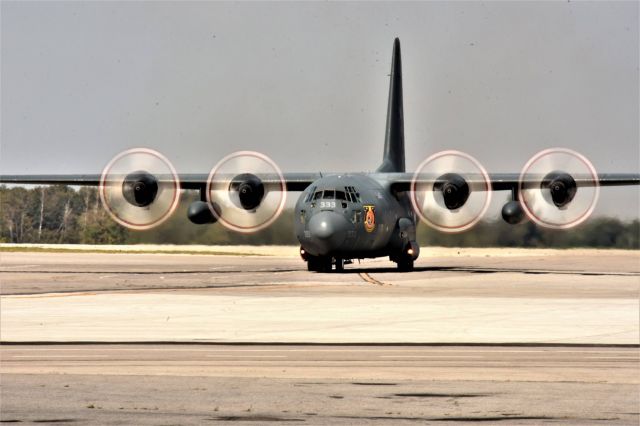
[
  {"left": 307, "top": 259, "right": 317, "bottom": 272},
  {"left": 334, "top": 257, "right": 344, "bottom": 273},
  {"left": 397, "top": 257, "right": 414, "bottom": 272},
  {"left": 307, "top": 256, "right": 321, "bottom": 272},
  {"left": 307, "top": 256, "right": 329, "bottom": 272},
  {"left": 314, "top": 256, "right": 332, "bottom": 273}
]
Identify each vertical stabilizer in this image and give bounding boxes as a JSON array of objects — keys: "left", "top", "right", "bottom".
[{"left": 376, "top": 38, "right": 405, "bottom": 173}]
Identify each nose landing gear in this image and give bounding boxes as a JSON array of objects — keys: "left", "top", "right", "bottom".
[{"left": 306, "top": 255, "right": 345, "bottom": 273}]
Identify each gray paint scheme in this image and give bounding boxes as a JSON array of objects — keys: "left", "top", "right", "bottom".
[{"left": 294, "top": 173, "right": 417, "bottom": 260}]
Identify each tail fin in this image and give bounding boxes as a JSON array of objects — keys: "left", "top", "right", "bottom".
[{"left": 376, "top": 38, "right": 405, "bottom": 173}]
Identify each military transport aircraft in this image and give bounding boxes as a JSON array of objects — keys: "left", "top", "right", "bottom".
[{"left": 1, "top": 38, "right": 638, "bottom": 272}]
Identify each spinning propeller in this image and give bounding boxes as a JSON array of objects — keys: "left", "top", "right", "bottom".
[
  {"left": 410, "top": 150, "right": 492, "bottom": 233},
  {"left": 519, "top": 148, "right": 599, "bottom": 229},
  {"left": 206, "top": 151, "right": 287, "bottom": 233},
  {"left": 100, "top": 148, "right": 180, "bottom": 230}
]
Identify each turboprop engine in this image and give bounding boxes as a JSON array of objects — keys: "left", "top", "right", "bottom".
[
  {"left": 518, "top": 148, "right": 599, "bottom": 229},
  {"left": 188, "top": 172, "right": 264, "bottom": 225},
  {"left": 121, "top": 171, "right": 158, "bottom": 207},
  {"left": 205, "top": 151, "right": 287, "bottom": 233},
  {"left": 229, "top": 173, "right": 265, "bottom": 211},
  {"left": 411, "top": 150, "right": 492, "bottom": 233},
  {"left": 433, "top": 173, "right": 470, "bottom": 210},
  {"left": 541, "top": 171, "right": 577, "bottom": 208},
  {"left": 100, "top": 148, "right": 180, "bottom": 230}
]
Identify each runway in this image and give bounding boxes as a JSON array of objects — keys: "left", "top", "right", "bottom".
[
  {"left": 1, "top": 344, "right": 638, "bottom": 424},
  {"left": 1, "top": 248, "right": 638, "bottom": 344},
  {"left": 1, "top": 247, "right": 639, "bottom": 423},
  {"left": 2, "top": 343, "right": 637, "bottom": 382}
]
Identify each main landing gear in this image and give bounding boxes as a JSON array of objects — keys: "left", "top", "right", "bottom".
[
  {"left": 395, "top": 256, "right": 414, "bottom": 272},
  {"left": 392, "top": 242, "right": 418, "bottom": 272}
]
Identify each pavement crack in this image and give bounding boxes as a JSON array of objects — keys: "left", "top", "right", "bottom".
[
  {"left": 207, "top": 415, "right": 304, "bottom": 422},
  {"left": 358, "top": 272, "right": 387, "bottom": 286},
  {"left": 393, "top": 393, "right": 490, "bottom": 398}
]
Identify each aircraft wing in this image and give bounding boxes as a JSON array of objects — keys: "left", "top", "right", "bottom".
[
  {"left": 0, "top": 173, "right": 323, "bottom": 192},
  {"left": 489, "top": 173, "right": 640, "bottom": 190},
  {"left": 2, "top": 172, "right": 639, "bottom": 192},
  {"left": 388, "top": 173, "right": 640, "bottom": 192}
]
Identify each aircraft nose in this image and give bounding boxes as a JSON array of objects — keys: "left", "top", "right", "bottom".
[{"left": 307, "top": 211, "right": 350, "bottom": 254}]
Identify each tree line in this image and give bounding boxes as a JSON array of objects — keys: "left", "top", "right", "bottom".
[{"left": 0, "top": 185, "right": 638, "bottom": 248}]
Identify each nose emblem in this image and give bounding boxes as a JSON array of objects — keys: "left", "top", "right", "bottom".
[{"left": 363, "top": 205, "right": 376, "bottom": 232}]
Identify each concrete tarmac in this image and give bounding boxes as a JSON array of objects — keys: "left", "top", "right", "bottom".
[
  {"left": 1, "top": 344, "right": 638, "bottom": 425},
  {"left": 0, "top": 247, "right": 639, "bottom": 424},
  {"left": 1, "top": 249, "right": 638, "bottom": 344}
]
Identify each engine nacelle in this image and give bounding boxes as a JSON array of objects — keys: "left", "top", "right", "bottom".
[
  {"left": 207, "top": 151, "right": 286, "bottom": 233},
  {"left": 100, "top": 148, "right": 180, "bottom": 230},
  {"left": 122, "top": 170, "right": 158, "bottom": 207},
  {"left": 411, "top": 150, "right": 491, "bottom": 233},
  {"left": 501, "top": 200, "right": 526, "bottom": 225},
  {"left": 433, "top": 173, "right": 470, "bottom": 210},
  {"left": 229, "top": 173, "right": 265, "bottom": 211},
  {"left": 541, "top": 171, "right": 577, "bottom": 208},
  {"left": 519, "top": 148, "right": 599, "bottom": 229},
  {"left": 187, "top": 201, "right": 218, "bottom": 224}
]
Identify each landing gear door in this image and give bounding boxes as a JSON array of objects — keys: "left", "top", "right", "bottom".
[{"left": 398, "top": 217, "right": 416, "bottom": 243}]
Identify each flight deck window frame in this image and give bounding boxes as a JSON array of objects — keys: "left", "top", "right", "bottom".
[
  {"left": 322, "top": 190, "right": 335, "bottom": 200},
  {"left": 305, "top": 186, "right": 317, "bottom": 203},
  {"left": 345, "top": 186, "right": 360, "bottom": 203}
]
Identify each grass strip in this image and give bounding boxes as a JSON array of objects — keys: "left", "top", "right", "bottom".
[{"left": 0, "top": 246, "right": 264, "bottom": 256}]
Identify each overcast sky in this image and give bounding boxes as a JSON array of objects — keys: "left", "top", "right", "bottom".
[{"left": 1, "top": 1, "right": 638, "bottom": 218}]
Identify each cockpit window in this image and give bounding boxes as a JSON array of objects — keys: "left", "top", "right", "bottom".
[
  {"left": 305, "top": 186, "right": 317, "bottom": 203},
  {"left": 345, "top": 186, "right": 361, "bottom": 203},
  {"left": 311, "top": 188, "right": 354, "bottom": 204}
]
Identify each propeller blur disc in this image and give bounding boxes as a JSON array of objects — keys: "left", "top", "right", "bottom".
[
  {"left": 206, "top": 151, "right": 287, "bottom": 233},
  {"left": 100, "top": 148, "right": 180, "bottom": 230},
  {"left": 410, "top": 150, "right": 492, "bottom": 233},
  {"left": 519, "top": 148, "right": 599, "bottom": 229}
]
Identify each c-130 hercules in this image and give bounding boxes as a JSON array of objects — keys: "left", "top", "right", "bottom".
[{"left": 2, "top": 39, "right": 638, "bottom": 272}]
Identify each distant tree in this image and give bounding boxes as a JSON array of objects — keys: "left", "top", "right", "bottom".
[
  {"left": 0, "top": 187, "right": 35, "bottom": 243},
  {"left": 0, "top": 185, "right": 638, "bottom": 248}
]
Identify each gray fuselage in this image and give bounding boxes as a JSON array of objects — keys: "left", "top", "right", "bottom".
[{"left": 294, "top": 174, "right": 418, "bottom": 261}]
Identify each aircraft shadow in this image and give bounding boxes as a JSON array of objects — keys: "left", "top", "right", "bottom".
[{"left": 338, "top": 266, "right": 634, "bottom": 276}]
